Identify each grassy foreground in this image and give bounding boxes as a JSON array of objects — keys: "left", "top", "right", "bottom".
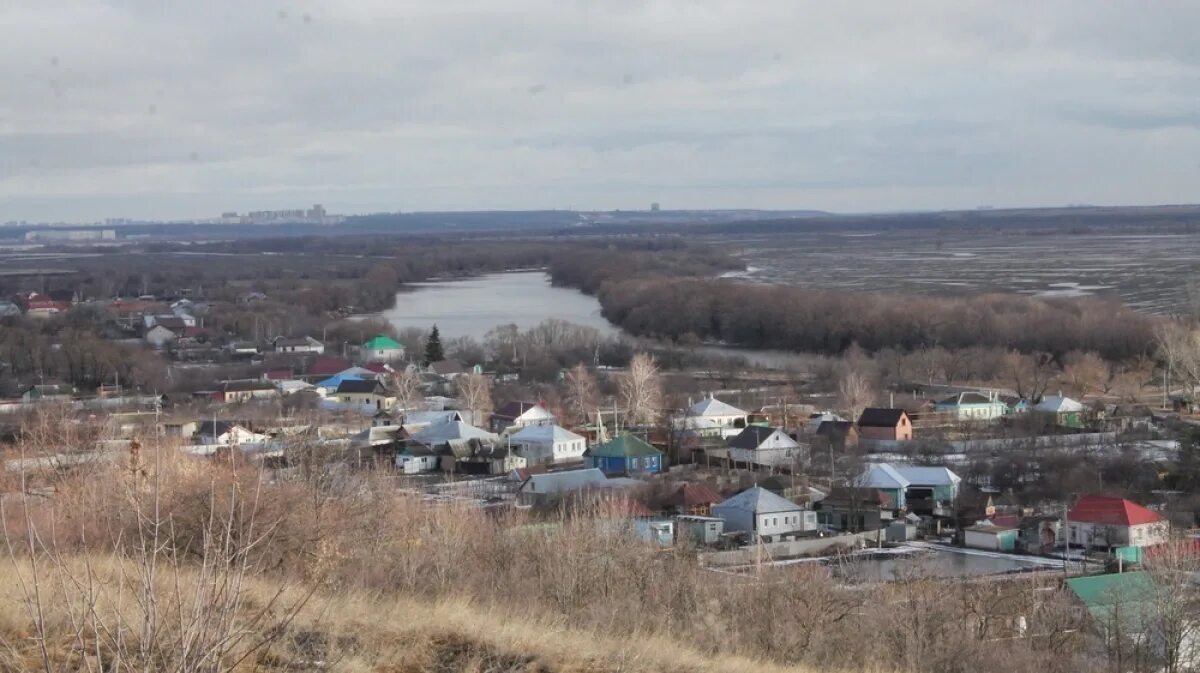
[{"left": 0, "top": 555, "right": 820, "bottom": 673}]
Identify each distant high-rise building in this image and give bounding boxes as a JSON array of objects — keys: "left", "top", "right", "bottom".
[
  {"left": 306, "top": 204, "right": 326, "bottom": 218},
  {"left": 650, "top": 202, "right": 660, "bottom": 212}
]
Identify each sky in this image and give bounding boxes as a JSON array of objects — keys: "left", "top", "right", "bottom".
[{"left": 3, "top": 1, "right": 1200, "bottom": 222}]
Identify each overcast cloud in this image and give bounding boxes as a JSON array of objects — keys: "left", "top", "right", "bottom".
[{"left": 3, "top": 1, "right": 1200, "bottom": 221}]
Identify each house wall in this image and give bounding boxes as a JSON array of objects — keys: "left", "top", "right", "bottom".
[
  {"left": 711, "top": 504, "right": 755, "bottom": 535},
  {"left": 339, "top": 392, "right": 396, "bottom": 410},
  {"left": 754, "top": 510, "right": 811, "bottom": 540},
  {"left": 965, "top": 529, "right": 1016, "bottom": 551},
  {"left": 860, "top": 418, "right": 912, "bottom": 441},
  {"left": 364, "top": 347, "right": 404, "bottom": 362}
]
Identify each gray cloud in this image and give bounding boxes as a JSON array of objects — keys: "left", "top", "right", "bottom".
[{"left": 3, "top": 1, "right": 1200, "bottom": 221}]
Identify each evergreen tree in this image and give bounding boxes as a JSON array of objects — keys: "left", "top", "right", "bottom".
[{"left": 423, "top": 324, "right": 444, "bottom": 365}]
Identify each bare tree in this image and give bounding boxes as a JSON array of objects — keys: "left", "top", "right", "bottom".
[
  {"left": 1060, "top": 351, "right": 1109, "bottom": 399},
  {"left": 837, "top": 370, "right": 875, "bottom": 423},
  {"left": 387, "top": 366, "right": 425, "bottom": 412},
  {"left": 455, "top": 372, "right": 493, "bottom": 427},
  {"left": 617, "top": 353, "right": 662, "bottom": 427},
  {"left": 1004, "top": 351, "right": 1056, "bottom": 402},
  {"left": 562, "top": 363, "right": 598, "bottom": 427}
]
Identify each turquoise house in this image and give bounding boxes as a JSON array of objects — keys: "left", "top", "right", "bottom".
[{"left": 585, "top": 434, "right": 664, "bottom": 476}]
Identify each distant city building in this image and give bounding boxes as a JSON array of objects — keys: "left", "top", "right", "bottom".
[
  {"left": 650, "top": 202, "right": 660, "bottom": 211},
  {"left": 24, "top": 228, "right": 117, "bottom": 242},
  {"left": 216, "top": 204, "right": 341, "bottom": 225}
]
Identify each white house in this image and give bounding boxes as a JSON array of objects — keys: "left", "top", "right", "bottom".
[
  {"left": 490, "top": 401, "right": 556, "bottom": 432},
  {"left": 516, "top": 468, "right": 611, "bottom": 505},
  {"left": 197, "top": 422, "right": 270, "bottom": 446},
  {"left": 725, "top": 426, "right": 804, "bottom": 468},
  {"left": 273, "top": 336, "right": 325, "bottom": 354},
  {"left": 144, "top": 324, "right": 178, "bottom": 349},
  {"left": 508, "top": 424, "right": 587, "bottom": 465},
  {"left": 360, "top": 335, "right": 406, "bottom": 362},
  {"left": 395, "top": 445, "right": 438, "bottom": 474},
  {"left": 1067, "top": 495, "right": 1169, "bottom": 550},
  {"left": 678, "top": 395, "right": 749, "bottom": 438},
  {"left": 711, "top": 487, "right": 816, "bottom": 542}
]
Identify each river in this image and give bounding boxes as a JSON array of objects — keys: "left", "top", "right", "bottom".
[
  {"left": 376, "top": 271, "right": 810, "bottom": 369},
  {"left": 379, "top": 271, "right": 619, "bottom": 341}
]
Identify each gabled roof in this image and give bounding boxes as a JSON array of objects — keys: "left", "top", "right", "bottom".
[
  {"left": 892, "top": 465, "right": 961, "bottom": 487},
  {"left": 857, "top": 408, "right": 908, "bottom": 427},
  {"left": 688, "top": 396, "right": 747, "bottom": 418},
  {"left": 222, "top": 379, "right": 276, "bottom": 393},
  {"left": 1068, "top": 495, "right": 1162, "bottom": 526},
  {"left": 713, "top": 486, "right": 802, "bottom": 515},
  {"left": 428, "top": 360, "right": 465, "bottom": 376},
  {"left": 362, "top": 334, "right": 403, "bottom": 350},
  {"left": 1066, "top": 572, "right": 1155, "bottom": 629},
  {"left": 409, "top": 420, "right": 498, "bottom": 446},
  {"left": 493, "top": 401, "right": 553, "bottom": 421},
  {"left": 815, "top": 420, "right": 856, "bottom": 437},
  {"left": 306, "top": 356, "right": 352, "bottom": 377},
  {"left": 1035, "top": 395, "right": 1084, "bottom": 413},
  {"left": 663, "top": 483, "right": 723, "bottom": 508},
  {"left": 859, "top": 463, "right": 910, "bottom": 489},
  {"left": 402, "top": 410, "right": 464, "bottom": 426},
  {"left": 585, "top": 433, "right": 661, "bottom": 459},
  {"left": 726, "top": 426, "right": 796, "bottom": 451},
  {"left": 509, "top": 424, "right": 584, "bottom": 444},
  {"left": 937, "top": 392, "right": 1003, "bottom": 407},
  {"left": 335, "top": 379, "right": 387, "bottom": 395},
  {"left": 519, "top": 468, "right": 608, "bottom": 495}
]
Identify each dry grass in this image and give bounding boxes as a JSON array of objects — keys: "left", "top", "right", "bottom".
[
  {"left": 0, "top": 555, "right": 826, "bottom": 673},
  {"left": 0, "top": 436, "right": 1099, "bottom": 673}
]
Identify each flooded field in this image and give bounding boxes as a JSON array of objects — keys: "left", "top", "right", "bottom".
[
  {"left": 720, "top": 230, "right": 1200, "bottom": 314},
  {"left": 380, "top": 271, "right": 621, "bottom": 341}
]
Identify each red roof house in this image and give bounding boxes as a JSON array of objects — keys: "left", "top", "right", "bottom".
[
  {"left": 305, "top": 356, "right": 352, "bottom": 378},
  {"left": 1068, "top": 495, "right": 1162, "bottom": 527},
  {"left": 1066, "top": 495, "right": 1168, "bottom": 550}
]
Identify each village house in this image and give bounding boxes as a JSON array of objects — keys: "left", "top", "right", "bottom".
[
  {"left": 144, "top": 324, "right": 178, "bottom": 349},
  {"left": 273, "top": 336, "right": 325, "bottom": 354},
  {"left": 677, "top": 394, "right": 749, "bottom": 438},
  {"left": 661, "top": 482, "right": 724, "bottom": 516},
  {"left": 333, "top": 379, "right": 396, "bottom": 411},
  {"left": 305, "top": 356, "right": 353, "bottom": 381},
  {"left": 585, "top": 433, "right": 664, "bottom": 476},
  {"left": 712, "top": 486, "right": 817, "bottom": 542},
  {"left": 1066, "top": 495, "right": 1169, "bottom": 558},
  {"left": 21, "top": 383, "right": 76, "bottom": 404},
  {"left": 1035, "top": 395, "right": 1086, "bottom": 428},
  {"left": 314, "top": 367, "right": 378, "bottom": 394},
  {"left": 815, "top": 487, "right": 894, "bottom": 532},
  {"left": 856, "top": 408, "right": 913, "bottom": 441},
  {"left": 196, "top": 421, "right": 270, "bottom": 446},
  {"left": 725, "top": 426, "right": 804, "bottom": 468},
  {"left": 490, "top": 401, "right": 556, "bottom": 433},
  {"left": 219, "top": 380, "right": 279, "bottom": 404},
  {"left": 399, "top": 409, "right": 466, "bottom": 433},
  {"left": 857, "top": 463, "right": 961, "bottom": 516},
  {"left": 813, "top": 420, "right": 858, "bottom": 451},
  {"left": 426, "top": 359, "right": 469, "bottom": 379},
  {"left": 933, "top": 392, "right": 1009, "bottom": 422},
  {"left": 516, "top": 468, "right": 611, "bottom": 506},
  {"left": 674, "top": 515, "right": 725, "bottom": 545},
  {"left": 963, "top": 523, "right": 1019, "bottom": 551},
  {"left": 395, "top": 444, "right": 439, "bottom": 474},
  {"left": 360, "top": 334, "right": 405, "bottom": 362},
  {"left": 507, "top": 423, "right": 587, "bottom": 465}
]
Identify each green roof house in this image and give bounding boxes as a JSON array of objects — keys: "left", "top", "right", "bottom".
[
  {"left": 361, "top": 334, "right": 405, "bottom": 362},
  {"left": 1066, "top": 572, "right": 1156, "bottom": 637},
  {"left": 585, "top": 433, "right": 663, "bottom": 475}
]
